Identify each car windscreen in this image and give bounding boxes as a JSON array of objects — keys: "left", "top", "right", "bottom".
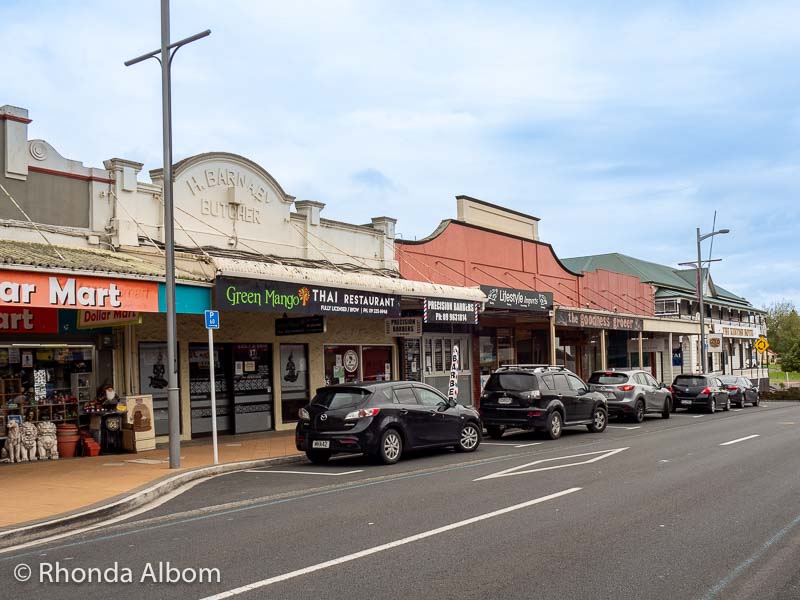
[
  {"left": 588, "top": 372, "right": 629, "bottom": 384},
  {"left": 311, "top": 388, "right": 371, "bottom": 410},
  {"left": 719, "top": 376, "right": 738, "bottom": 384},
  {"left": 674, "top": 376, "right": 706, "bottom": 386},
  {"left": 484, "top": 373, "right": 539, "bottom": 392}
]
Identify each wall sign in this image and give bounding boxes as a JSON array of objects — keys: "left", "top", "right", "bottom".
[
  {"left": 480, "top": 286, "right": 553, "bottom": 311},
  {"left": 672, "top": 347, "right": 683, "bottom": 367},
  {"left": 447, "top": 345, "right": 460, "bottom": 401},
  {"left": 0, "top": 271, "right": 158, "bottom": 312},
  {"left": 0, "top": 307, "right": 59, "bottom": 333},
  {"left": 707, "top": 334, "right": 723, "bottom": 353},
  {"left": 216, "top": 277, "right": 401, "bottom": 318},
  {"left": 385, "top": 317, "right": 422, "bottom": 337},
  {"left": 343, "top": 349, "right": 359, "bottom": 373},
  {"left": 77, "top": 310, "right": 141, "bottom": 329},
  {"left": 276, "top": 315, "right": 326, "bottom": 336},
  {"left": 556, "top": 309, "right": 643, "bottom": 331},
  {"left": 423, "top": 298, "right": 479, "bottom": 324}
]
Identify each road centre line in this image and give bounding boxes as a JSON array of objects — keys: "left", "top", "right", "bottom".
[
  {"left": 732, "top": 409, "right": 743, "bottom": 412},
  {"left": 199, "top": 487, "right": 582, "bottom": 599},
  {"left": 693, "top": 415, "right": 706, "bottom": 418},
  {"left": 243, "top": 469, "right": 364, "bottom": 477},
  {"left": 474, "top": 447, "right": 629, "bottom": 481},
  {"left": 514, "top": 442, "right": 543, "bottom": 448},
  {"left": 607, "top": 425, "right": 641, "bottom": 430},
  {"left": 720, "top": 434, "right": 760, "bottom": 446}
]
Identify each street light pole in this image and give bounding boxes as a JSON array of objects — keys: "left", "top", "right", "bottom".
[
  {"left": 694, "top": 227, "right": 730, "bottom": 374},
  {"left": 125, "top": 1, "right": 210, "bottom": 469}
]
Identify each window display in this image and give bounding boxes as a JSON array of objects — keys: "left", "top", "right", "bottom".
[
  {"left": 232, "top": 343, "right": 273, "bottom": 433},
  {"left": 138, "top": 342, "right": 180, "bottom": 436},
  {"left": 281, "top": 344, "right": 308, "bottom": 423},
  {"left": 189, "top": 343, "right": 230, "bottom": 435}
]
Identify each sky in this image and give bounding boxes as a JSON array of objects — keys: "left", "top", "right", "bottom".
[{"left": 1, "top": 0, "right": 798, "bottom": 309}]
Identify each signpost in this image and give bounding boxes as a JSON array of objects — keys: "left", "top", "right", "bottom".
[
  {"left": 204, "top": 310, "right": 220, "bottom": 464},
  {"left": 447, "top": 345, "right": 460, "bottom": 403},
  {"left": 754, "top": 337, "right": 769, "bottom": 353}
]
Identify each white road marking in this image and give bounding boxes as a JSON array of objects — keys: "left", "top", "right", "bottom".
[
  {"left": 480, "top": 442, "right": 516, "bottom": 446},
  {"left": 243, "top": 469, "right": 364, "bottom": 477},
  {"left": 693, "top": 415, "right": 705, "bottom": 418},
  {"left": 514, "top": 442, "right": 543, "bottom": 448},
  {"left": 720, "top": 434, "right": 760, "bottom": 446},
  {"left": 608, "top": 425, "right": 641, "bottom": 430},
  {"left": 474, "top": 447, "right": 629, "bottom": 481},
  {"left": 200, "top": 487, "right": 582, "bottom": 600},
  {"left": 779, "top": 422, "right": 796, "bottom": 425},
  {"left": 732, "top": 409, "right": 743, "bottom": 412}
]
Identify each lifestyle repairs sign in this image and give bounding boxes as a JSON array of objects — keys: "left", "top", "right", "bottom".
[
  {"left": 216, "top": 277, "right": 401, "bottom": 318},
  {"left": 480, "top": 285, "right": 553, "bottom": 312}
]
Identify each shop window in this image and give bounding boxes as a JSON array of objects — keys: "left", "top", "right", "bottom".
[
  {"left": 325, "top": 345, "right": 361, "bottom": 385},
  {"left": 434, "top": 339, "right": 443, "bottom": 372},
  {"left": 281, "top": 344, "right": 309, "bottom": 424},
  {"left": 497, "top": 329, "right": 514, "bottom": 366},
  {"left": 655, "top": 299, "right": 679, "bottom": 315},
  {"left": 189, "top": 343, "right": 230, "bottom": 435},
  {"left": 362, "top": 346, "right": 393, "bottom": 382},
  {"left": 233, "top": 343, "right": 274, "bottom": 432},
  {"left": 139, "top": 342, "right": 181, "bottom": 437},
  {"left": 479, "top": 335, "right": 497, "bottom": 376}
]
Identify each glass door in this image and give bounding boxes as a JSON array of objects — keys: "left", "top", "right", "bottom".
[
  {"left": 280, "top": 344, "right": 309, "bottom": 424},
  {"left": 231, "top": 343, "right": 273, "bottom": 433}
]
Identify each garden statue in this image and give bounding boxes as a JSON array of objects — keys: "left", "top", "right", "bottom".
[{"left": 37, "top": 421, "right": 59, "bottom": 460}]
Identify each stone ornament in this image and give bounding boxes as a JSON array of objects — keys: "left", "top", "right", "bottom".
[
  {"left": 5, "top": 420, "right": 23, "bottom": 463},
  {"left": 37, "top": 421, "right": 59, "bottom": 460},
  {"left": 19, "top": 421, "right": 38, "bottom": 462}
]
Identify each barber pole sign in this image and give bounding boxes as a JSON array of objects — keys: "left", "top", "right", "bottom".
[{"left": 447, "top": 345, "right": 460, "bottom": 402}]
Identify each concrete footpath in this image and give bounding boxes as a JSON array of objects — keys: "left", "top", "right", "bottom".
[{"left": 0, "top": 431, "right": 302, "bottom": 532}]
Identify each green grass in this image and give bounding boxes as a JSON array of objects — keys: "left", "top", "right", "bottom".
[{"left": 769, "top": 364, "right": 800, "bottom": 382}]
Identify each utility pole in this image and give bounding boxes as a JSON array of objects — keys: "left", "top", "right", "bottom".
[{"left": 125, "top": 1, "right": 210, "bottom": 468}]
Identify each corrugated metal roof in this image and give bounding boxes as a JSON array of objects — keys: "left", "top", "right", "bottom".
[{"left": 213, "top": 257, "right": 486, "bottom": 302}]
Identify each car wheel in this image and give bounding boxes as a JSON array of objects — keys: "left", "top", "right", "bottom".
[
  {"left": 753, "top": 394, "right": 760, "bottom": 407},
  {"left": 305, "top": 449, "right": 331, "bottom": 465},
  {"left": 662, "top": 398, "right": 671, "bottom": 419},
  {"left": 378, "top": 429, "right": 403, "bottom": 465},
  {"left": 546, "top": 411, "right": 562, "bottom": 440},
  {"left": 486, "top": 425, "right": 504, "bottom": 439},
  {"left": 708, "top": 397, "right": 716, "bottom": 414},
  {"left": 456, "top": 422, "right": 481, "bottom": 452},
  {"left": 724, "top": 397, "right": 731, "bottom": 412},
  {"left": 587, "top": 406, "right": 607, "bottom": 433},
  {"left": 632, "top": 400, "right": 645, "bottom": 423}
]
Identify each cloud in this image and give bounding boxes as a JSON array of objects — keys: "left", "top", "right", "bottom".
[{"left": 351, "top": 168, "right": 397, "bottom": 191}]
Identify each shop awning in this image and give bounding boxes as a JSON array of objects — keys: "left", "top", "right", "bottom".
[{"left": 212, "top": 257, "right": 486, "bottom": 303}]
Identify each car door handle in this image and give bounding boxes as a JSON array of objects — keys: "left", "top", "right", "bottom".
[{"left": 429, "top": 410, "right": 437, "bottom": 416}]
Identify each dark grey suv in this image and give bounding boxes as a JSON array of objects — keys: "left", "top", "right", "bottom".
[
  {"left": 588, "top": 369, "right": 672, "bottom": 422},
  {"left": 479, "top": 365, "right": 608, "bottom": 440}
]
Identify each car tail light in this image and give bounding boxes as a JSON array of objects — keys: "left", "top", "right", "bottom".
[
  {"left": 701, "top": 387, "right": 711, "bottom": 395},
  {"left": 527, "top": 411, "right": 542, "bottom": 417},
  {"left": 617, "top": 385, "right": 635, "bottom": 392},
  {"left": 727, "top": 385, "right": 739, "bottom": 391},
  {"left": 668, "top": 386, "right": 673, "bottom": 394},
  {"left": 298, "top": 407, "right": 310, "bottom": 420},
  {"left": 344, "top": 407, "right": 381, "bottom": 420}
]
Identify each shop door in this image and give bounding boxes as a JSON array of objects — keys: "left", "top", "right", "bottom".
[
  {"left": 139, "top": 342, "right": 181, "bottom": 437},
  {"left": 231, "top": 344, "right": 274, "bottom": 433},
  {"left": 280, "top": 344, "right": 310, "bottom": 424},
  {"left": 189, "top": 343, "right": 231, "bottom": 435}
]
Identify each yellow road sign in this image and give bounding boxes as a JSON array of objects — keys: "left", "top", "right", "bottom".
[{"left": 754, "top": 338, "right": 769, "bottom": 353}]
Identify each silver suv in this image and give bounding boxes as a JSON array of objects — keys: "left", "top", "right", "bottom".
[{"left": 587, "top": 369, "right": 672, "bottom": 423}]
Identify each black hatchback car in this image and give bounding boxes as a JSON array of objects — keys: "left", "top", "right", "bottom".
[
  {"left": 670, "top": 374, "right": 730, "bottom": 413},
  {"left": 719, "top": 376, "right": 761, "bottom": 408},
  {"left": 295, "top": 381, "right": 482, "bottom": 465},
  {"left": 479, "top": 365, "right": 608, "bottom": 440}
]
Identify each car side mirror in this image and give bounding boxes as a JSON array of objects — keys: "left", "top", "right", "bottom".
[{"left": 447, "top": 398, "right": 457, "bottom": 408}]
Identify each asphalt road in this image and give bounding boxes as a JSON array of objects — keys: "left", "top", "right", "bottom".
[{"left": 3, "top": 402, "right": 800, "bottom": 600}]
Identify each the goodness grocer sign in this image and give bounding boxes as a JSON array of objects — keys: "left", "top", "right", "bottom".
[
  {"left": 217, "top": 277, "right": 401, "bottom": 318},
  {"left": 0, "top": 271, "right": 158, "bottom": 312}
]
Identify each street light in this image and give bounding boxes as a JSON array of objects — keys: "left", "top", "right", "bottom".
[
  {"left": 125, "top": 1, "right": 210, "bottom": 469},
  {"left": 679, "top": 227, "right": 730, "bottom": 374}
]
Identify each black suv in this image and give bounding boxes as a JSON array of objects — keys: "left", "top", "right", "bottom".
[{"left": 479, "top": 365, "right": 608, "bottom": 440}]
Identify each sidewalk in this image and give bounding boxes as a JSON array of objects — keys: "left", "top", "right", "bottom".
[{"left": 0, "top": 431, "right": 301, "bottom": 530}]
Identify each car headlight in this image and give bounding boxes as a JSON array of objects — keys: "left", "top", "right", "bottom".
[{"left": 298, "top": 407, "right": 310, "bottom": 420}]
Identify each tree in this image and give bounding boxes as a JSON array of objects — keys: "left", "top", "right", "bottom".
[
  {"left": 765, "top": 300, "right": 800, "bottom": 357},
  {"left": 781, "top": 341, "right": 800, "bottom": 374}
]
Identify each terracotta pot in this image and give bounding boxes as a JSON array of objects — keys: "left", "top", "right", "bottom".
[{"left": 56, "top": 424, "right": 81, "bottom": 458}]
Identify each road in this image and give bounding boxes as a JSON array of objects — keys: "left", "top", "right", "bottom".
[{"left": 3, "top": 402, "right": 800, "bottom": 600}]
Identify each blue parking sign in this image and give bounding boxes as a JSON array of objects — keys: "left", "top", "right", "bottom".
[{"left": 204, "top": 310, "right": 220, "bottom": 329}]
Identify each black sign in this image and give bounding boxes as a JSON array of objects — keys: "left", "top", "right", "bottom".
[
  {"left": 217, "top": 277, "right": 401, "bottom": 318},
  {"left": 423, "top": 298, "right": 479, "bottom": 324},
  {"left": 276, "top": 315, "right": 326, "bottom": 336},
  {"left": 555, "top": 309, "right": 643, "bottom": 331},
  {"left": 480, "top": 286, "right": 553, "bottom": 311}
]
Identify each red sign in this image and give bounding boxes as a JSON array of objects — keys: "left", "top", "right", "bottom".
[
  {"left": 0, "top": 271, "right": 159, "bottom": 312},
  {"left": 0, "top": 307, "right": 58, "bottom": 333}
]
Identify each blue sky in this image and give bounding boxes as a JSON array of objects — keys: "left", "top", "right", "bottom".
[{"left": 1, "top": 0, "right": 798, "bottom": 308}]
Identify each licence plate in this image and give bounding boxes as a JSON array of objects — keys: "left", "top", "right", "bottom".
[
  {"left": 681, "top": 399, "right": 692, "bottom": 406},
  {"left": 498, "top": 398, "right": 513, "bottom": 405},
  {"left": 312, "top": 440, "right": 330, "bottom": 449}
]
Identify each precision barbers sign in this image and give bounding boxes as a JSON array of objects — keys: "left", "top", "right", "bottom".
[
  {"left": 480, "top": 286, "right": 553, "bottom": 311},
  {"left": 423, "top": 298, "right": 479, "bottom": 324},
  {"left": 556, "top": 309, "right": 643, "bottom": 332},
  {"left": 217, "top": 277, "right": 401, "bottom": 318}
]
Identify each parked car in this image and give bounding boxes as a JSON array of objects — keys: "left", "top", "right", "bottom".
[
  {"left": 295, "top": 381, "right": 482, "bottom": 465},
  {"left": 588, "top": 369, "right": 672, "bottom": 422},
  {"left": 719, "top": 375, "right": 760, "bottom": 408},
  {"left": 479, "top": 365, "right": 608, "bottom": 440},
  {"left": 670, "top": 374, "right": 730, "bottom": 413}
]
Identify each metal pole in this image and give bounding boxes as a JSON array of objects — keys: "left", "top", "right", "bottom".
[
  {"left": 208, "top": 326, "right": 219, "bottom": 465},
  {"left": 161, "top": 0, "right": 181, "bottom": 469},
  {"left": 697, "top": 228, "right": 707, "bottom": 373}
]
